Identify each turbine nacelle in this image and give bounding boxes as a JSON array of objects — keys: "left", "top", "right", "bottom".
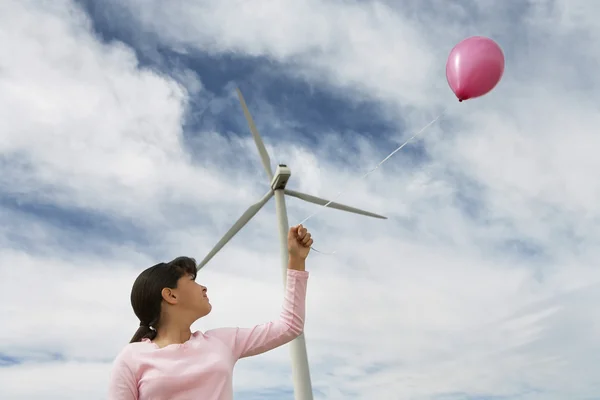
[{"left": 271, "top": 164, "right": 291, "bottom": 191}]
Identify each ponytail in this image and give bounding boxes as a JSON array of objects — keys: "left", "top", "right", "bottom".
[{"left": 129, "top": 323, "right": 157, "bottom": 343}]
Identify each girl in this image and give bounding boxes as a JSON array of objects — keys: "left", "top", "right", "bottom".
[{"left": 108, "top": 224, "right": 313, "bottom": 399}]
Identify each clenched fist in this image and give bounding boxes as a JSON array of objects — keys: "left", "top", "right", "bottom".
[{"left": 288, "top": 224, "right": 313, "bottom": 263}]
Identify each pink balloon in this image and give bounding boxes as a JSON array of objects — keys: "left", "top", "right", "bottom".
[{"left": 446, "top": 36, "right": 505, "bottom": 102}]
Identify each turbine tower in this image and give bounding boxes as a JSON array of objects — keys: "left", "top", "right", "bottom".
[{"left": 197, "top": 88, "right": 387, "bottom": 400}]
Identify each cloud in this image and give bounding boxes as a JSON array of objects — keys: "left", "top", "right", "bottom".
[{"left": 2, "top": 0, "right": 600, "bottom": 399}]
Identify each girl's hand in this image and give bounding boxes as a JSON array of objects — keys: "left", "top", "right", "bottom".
[{"left": 288, "top": 224, "right": 313, "bottom": 262}]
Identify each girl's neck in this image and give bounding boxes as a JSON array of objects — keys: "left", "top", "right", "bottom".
[{"left": 153, "top": 323, "right": 192, "bottom": 348}]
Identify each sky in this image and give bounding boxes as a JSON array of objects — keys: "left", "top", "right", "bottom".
[{"left": 1, "top": 0, "right": 600, "bottom": 399}]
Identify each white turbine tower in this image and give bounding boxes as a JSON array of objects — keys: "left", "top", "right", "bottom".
[{"left": 197, "top": 88, "right": 387, "bottom": 400}]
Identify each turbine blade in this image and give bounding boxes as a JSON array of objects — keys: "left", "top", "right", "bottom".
[
  {"left": 284, "top": 189, "right": 387, "bottom": 219},
  {"left": 236, "top": 88, "right": 273, "bottom": 180},
  {"left": 197, "top": 190, "right": 274, "bottom": 270}
]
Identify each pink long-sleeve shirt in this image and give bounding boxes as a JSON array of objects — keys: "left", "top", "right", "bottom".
[{"left": 107, "top": 269, "right": 308, "bottom": 400}]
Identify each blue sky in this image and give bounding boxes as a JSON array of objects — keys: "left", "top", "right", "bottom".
[{"left": 2, "top": 0, "right": 600, "bottom": 399}]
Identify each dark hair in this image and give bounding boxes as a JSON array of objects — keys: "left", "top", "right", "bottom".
[{"left": 129, "top": 256, "right": 197, "bottom": 343}]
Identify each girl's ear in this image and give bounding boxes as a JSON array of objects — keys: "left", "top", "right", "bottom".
[{"left": 161, "top": 287, "right": 178, "bottom": 305}]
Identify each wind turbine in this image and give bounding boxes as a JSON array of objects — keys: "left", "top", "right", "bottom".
[{"left": 197, "top": 88, "right": 387, "bottom": 400}]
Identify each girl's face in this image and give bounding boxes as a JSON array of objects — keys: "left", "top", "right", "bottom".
[{"left": 171, "top": 274, "right": 212, "bottom": 319}]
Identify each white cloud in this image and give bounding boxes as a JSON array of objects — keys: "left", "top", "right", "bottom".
[
  {"left": 2, "top": 0, "right": 600, "bottom": 399},
  {"left": 0, "top": 361, "right": 112, "bottom": 400}
]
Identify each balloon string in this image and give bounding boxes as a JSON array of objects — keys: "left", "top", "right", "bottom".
[{"left": 300, "top": 110, "right": 447, "bottom": 255}]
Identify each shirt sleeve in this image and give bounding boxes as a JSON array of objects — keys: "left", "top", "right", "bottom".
[
  {"left": 107, "top": 349, "right": 138, "bottom": 400},
  {"left": 206, "top": 268, "right": 309, "bottom": 360}
]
